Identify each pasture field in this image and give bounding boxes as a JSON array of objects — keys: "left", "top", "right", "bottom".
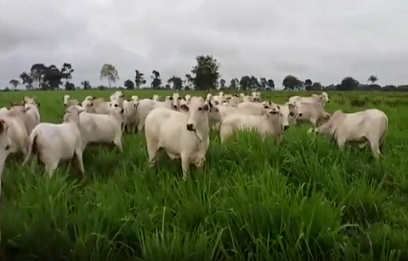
[{"left": 2, "top": 90, "right": 408, "bottom": 261}]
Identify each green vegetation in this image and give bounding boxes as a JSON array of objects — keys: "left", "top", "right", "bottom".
[{"left": 2, "top": 90, "right": 408, "bottom": 261}]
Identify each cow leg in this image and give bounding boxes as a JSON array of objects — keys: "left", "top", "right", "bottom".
[
  {"left": 146, "top": 142, "right": 159, "bottom": 168},
  {"left": 310, "top": 118, "right": 317, "bottom": 127},
  {"left": 74, "top": 149, "right": 85, "bottom": 179},
  {"left": 138, "top": 119, "right": 145, "bottom": 132},
  {"left": 336, "top": 138, "right": 346, "bottom": 150},
  {"left": 181, "top": 155, "right": 190, "bottom": 181},
  {"left": 369, "top": 140, "right": 381, "bottom": 158},
  {"left": 113, "top": 135, "right": 123, "bottom": 152}
]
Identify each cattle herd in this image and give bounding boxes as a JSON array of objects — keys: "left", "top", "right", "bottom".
[{"left": 0, "top": 90, "right": 388, "bottom": 184}]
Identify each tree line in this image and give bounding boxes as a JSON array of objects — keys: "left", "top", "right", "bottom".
[{"left": 6, "top": 55, "right": 408, "bottom": 92}]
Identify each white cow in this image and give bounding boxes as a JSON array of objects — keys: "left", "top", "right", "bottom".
[
  {"left": 144, "top": 96, "right": 210, "bottom": 180},
  {"left": 277, "top": 101, "right": 303, "bottom": 126},
  {"left": 295, "top": 102, "right": 331, "bottom": 127},
  {"left": 122, "top": 99, "right": 139, "bottom": 132},
  {"left": 219, "top": 105, "right": 286, "bottom": 143},
  {"left": 63, "top": 95, "right": 79, "bottom": 107},
  {"left": 237, "top": 101, "right": 277, "bottom": 116},
  {"left": 23, "top": 106, "right": 85, "bottom": 177},
  {"left": 0, "top": 119, "right": 12, "bottom": 192},
  {"left": 308, "top": 109, "right": 388, "bottom": 158},
  {"left": 89, "top": 98, "right": 112, "bottom": 114},
  {"left": 110, "top": 91, "right": 125, "bottom": 107},
  {"left": 289, "top": 92, "right": 330, "bottom": 106},
  {"left": 131, "top": 95, "right": 139, "bottom": 103},
  {"left": 136, "top": 97, "right": 174, "bottom": 132},
  {"left": 76, "top": 103, "right": 124, "bottom": 151},
  {"left": 9, "top": 104, "right": 40, "bottom": 135},
  {"left": 0, "top": 107, "right": 29, "bottom": 156}
]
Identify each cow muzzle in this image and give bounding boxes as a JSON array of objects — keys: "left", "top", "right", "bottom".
[
  {"left": 186, "top": 124, "right": 194, "bottom": 131},
  {"left": 298, "top": 113, "right": 303, "bottom": 117},
  {"left": 283, "top": 125, "right": 289, "bottom": 131}
]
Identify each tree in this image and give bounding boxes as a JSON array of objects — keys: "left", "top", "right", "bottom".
[
  {"left": 19, "top": 72, "right": 34, "bottom": 90},
  {"left": 219, "top": 78, "right": 226, "bottom": 89},
  {"left": 100, "top": 64, "right": 119, "bottom": 88},
  {"left": 249, "top": 76, "right": 260, "bottom": 89},
  {"left": 260, "top": 78, "right": 267, "bottom": 90},
  {"left": 151, "top": 70, "right": 161, "bottom": 89},
  {"left": 135, "top": 70, "right": 146, "bottom": 89},
  {"left": 61, "top": 63, "right": 74, "bottom": 87},
  {"left": 9, "top": 79, "right": 19, "bottom": 90},
  {"left": 282, "top": 75, "right": 302, "bottom": 90},
  {"left": 239, "top": 76, "right": 251, "bottom": 90},
  {"left": 185, "top": 74, "right": 194, "bottom": 89},
  {"left": 267, "top": 79, "right": 275, "bottom": 90},
  {"left": 43, "top": 65, "right": 64, "bottom": 90},
  {"left": 168, "top": 76, "right": 183, "bottom": 90},
  {"left": 310, "top": 82, "right": 322, "bottom": 91},
  {"left": 124, "top": 79, "right": 135, "bottom": 89},
  {"left": 229, "top": 78, "right": 239, "bottom": 90},
  {"left": 368, "top": 75, "right": 378, "bottom": 84},
  {"left": 30, "top": 63, "right": 47, "bottom": 89},
  {"left": 191, "top": 55, "right": 220, "bottom": 90},
  {"left": 337, "top": 77, "right": 359, "bottom": 91},
  {"left": 81, "top": 80, "right": 91, "bottom": 90},
  {"left": 304, "top": 79, "right": 313, "bottom": 90}
]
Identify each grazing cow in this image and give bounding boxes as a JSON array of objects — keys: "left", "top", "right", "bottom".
[
  {"left": 308, "top": 109, "right": 388, "bottom": 158},
  {"left": 76, "top": 102, "right": 124, "bottom": 151},
  {"left": 237, "top": 101, "right": 278, "bottom": 116},
  {"left": 289, "top": 92, "right": 330, "bottom": 106},
  {"left": 295, "top": 102, "right": 331, "bottom": 127},
  {"left": 144, "top": 96, "right": 210, "bottom": 180},
  {"left": 23, "top": 106, "right": 85, "bottom": 177},
  {"left": 219, "top": 105, "right": 286, "bottom": 143}
]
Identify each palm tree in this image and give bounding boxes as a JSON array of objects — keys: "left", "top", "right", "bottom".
[
  {"left": 367, "top": 75, "right": 378, "bottom": 84},
  {"left": 100, "top": 64, "right": 119, "bottom": 88}
]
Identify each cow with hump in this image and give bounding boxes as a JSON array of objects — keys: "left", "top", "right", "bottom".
[
  {"left": 144, "top": 96, "right": 211, "bottom": 180},
  {"left": 219, "top": 102, "right": 287, "bottom": 143},
  {"left": 308, "top": 108, "right": 388, "bottom": 158}
]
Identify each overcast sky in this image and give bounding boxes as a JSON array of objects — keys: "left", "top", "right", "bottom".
[{"left": 0, "top": 0, "right": 407, "bottom": 90}]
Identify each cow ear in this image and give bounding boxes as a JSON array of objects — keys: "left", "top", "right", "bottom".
[
  {"left": 180, "top": 104, "right": 189, "bottom": 112},
  {"left": 203, "top": 104, "right": 209, "bottom": 111}
]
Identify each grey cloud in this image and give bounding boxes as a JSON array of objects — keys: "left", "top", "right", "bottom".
[{"left": 0, "top": 0, "right": 408, "bottom": 88}]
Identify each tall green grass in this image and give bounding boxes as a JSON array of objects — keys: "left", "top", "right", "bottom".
[{"left": 1, "top": 90, "right": 408, "bottom": 261}]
